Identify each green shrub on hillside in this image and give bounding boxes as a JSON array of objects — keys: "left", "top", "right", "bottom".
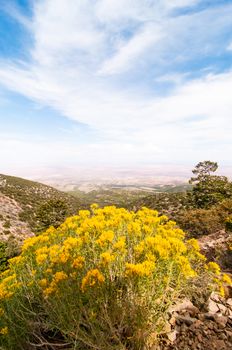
[
  {"left": 3, "top": 221, "right": 11, "bottom": 229},
  {"left": 176, "top": 199, "right": 232, "bottom": 237},
  {"left": 225, "top": 216, "right": 232, "bottom": 232},
  {"left": 0, "top": 242, "right": 8, "bottom": 272},
  {"left": 0, "top": 206, "right": 229, "bottom": 350},
  {"left": 176, "top": 208, "right": 222, "bottom": 237},
  {"left": 35, "top": 199, "right": 69, "bottom": 232}
]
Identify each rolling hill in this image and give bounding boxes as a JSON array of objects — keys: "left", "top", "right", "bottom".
[{"left": 0, "top": 174, "right": 82, "bottom": 243}]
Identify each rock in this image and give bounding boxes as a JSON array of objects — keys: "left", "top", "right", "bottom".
[
  {"left": 226, "top": 298, "right": 232, "bottom": 307},
  {"left": 224, "top": 308, "right": 232, "bottom": 316},
  {"left": 208, "top": 322, "right": 215, "bottom": 330},
  {"left": 162, "top": 322, "right": 172, "bottom": 334},
  {"left": 198, "top": 313, "right": 206, "bottom": 321},
  {"left": 214, "top": 315, "right": 228, "bottom": 328},
  {"left": 210, "top": 292, "right": 221, "bottom": 303},
  {"left": 169, "top": 316, "right": 176, "bottom": 326},
  {"left": 208, "top": 299, "right": 220, "bottom": 314},
  {"left": 217, "top": 303, "right": 227, "bottom": 314},
  {"left": 219, "top": 332, "right": 227, "bottom": 340},
  {"left": 168, "top": 299, "right": 195, "bottom": 314},
  {"left": 176, "top": 315, "right": 197, "bottom": 326},
  {"left": 214, "top": 339, "right": 227, "bottom": 349},
  {"left": 167, "top": 330, "right": 177, "bottom": 343},
  {"left": 204, "top": 312, "right": 216, "bottom": 320},
  {"left": 189, "top": 319, "right": 203, "bottom": 331},
  {"left": 225, "top": 330, "right": 232, "bottom": 342}
]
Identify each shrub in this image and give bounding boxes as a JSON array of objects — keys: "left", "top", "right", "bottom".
[
  {"left": 225, "top": 216, "right": 232, "bottom": 232},
  {"left": 0, "top": 206, "right": 229, "bottom": 350},
  {"left": 176, "top": 208, "right": 222, "bottom": 237},
  {"left": 0, "top": 242, "right": 8, "bottom": 272},
  {"left": 35, "top": 199, "right": 69, "bottom": 233},
  {"left": 3, "top": 221, "right": 11, "bottom": 229}
]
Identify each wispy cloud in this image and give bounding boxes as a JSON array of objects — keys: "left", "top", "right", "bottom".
[
  {"left": 0, "top": 2, "right": 32, "bottom": 30},
  {"left": 98, "top": 23, "right": 164, "bottom": 75},
  {"left": 0, "top": 0, "right": 232, "bottom": 168}
]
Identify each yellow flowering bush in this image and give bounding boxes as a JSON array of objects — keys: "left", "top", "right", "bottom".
[{"left": 0, "top": 206, "right": 229, "bottom": 350}]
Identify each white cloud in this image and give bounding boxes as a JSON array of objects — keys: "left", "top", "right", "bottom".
[
  {"left": 98, "top": 23, "right": 164, "bottom": 75},
  {"left": 0, "top": 0, "right": 232, "bottom": 167},
  {"left": 163, "top": 0, "right": 200, "bottom": 10}
]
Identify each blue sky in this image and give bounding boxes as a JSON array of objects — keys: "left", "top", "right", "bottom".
[{"left": 0, "top": 0, "right": 232, "bottom": 177}]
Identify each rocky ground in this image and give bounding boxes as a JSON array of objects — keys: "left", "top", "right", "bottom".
[
  {"left": 198, "top": 230, "right": 232, "bottom": 272},
  {"left": 159, "top": 292, "right": 232, "bottom": 350},
  {"left": 0, "top": 193, "right": 33, "bottom": 243}
]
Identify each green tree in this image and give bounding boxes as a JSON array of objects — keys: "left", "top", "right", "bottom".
[
  {"left": 35, "top": 199, "right": 69, "bottom": 232},
  {"left": 190, "top": 161, "right": 232, "bottom": 208},
  {"left": 190, "top": 161, "right": 218, "bottom": 183}
]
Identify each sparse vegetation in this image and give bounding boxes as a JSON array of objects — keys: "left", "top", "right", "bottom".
[
  {"left": 0, "top": 174, "right": 82, "bottom": 234},
  {"left": 3, "top": 220, "right": 11, "bottom": 229}
]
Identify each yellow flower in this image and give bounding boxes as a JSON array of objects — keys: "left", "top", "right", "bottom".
[
  {"left": 176, "top": 256, "right": 197, "bottom": 278},
  {"left": 49, "top": 245, "right": 61, "bottom": 264},
  {"left": 22, "top": 236, "right": 39, "bottom": 252},
  {"left": 72, "top": 256, "right": 85, "bottom": 269},
  {"left": 100, "top": 252, "right": 115, "bottom": 265},
  {"left": 125, "top": 260, "right": 155, "bottom": 277},
  {"left": 53, "top": 271, "right": 68, "bottom": 283},
  {"left": 43, "top": 285, "right": 56, "bottom": 297},
  {"left": 187, "top": 238, "right": 200, "bottom": 251},
  {"left": 8, "top": 256, "right": 24, "bottom": 266},
  {"left": 127, "top": 222, "right": 141, "bottom": 236},
  {"left": 113, "top": 236, "right": 126, "bottom": 252},
  {"left": 90, "top": 203, "right": 99, "bottom": 212},
  {"left": 70, "top": 272, "right": 77, "bottom": 278},
  {"left": 81, "top": 269, "right": 105, "bottom": 292},
  {"left": 0, "top": 327, "right": 8, "bottom": 335},
  {"left": 96, "top": 230, "right": 114, "bottom": 246},
  {"left": 195, "top": 252, "right": 207, "bottom": 261},
  {"left": 134, "top": 241, "right": 145, "bottom": 256},
  {"left": 39, "top": 279, "right": 48, "bottom": 288},
  {"left": 222, "top": 274, "right": 232, "bottom": 285},
  {"left": 79, "top": 210, "right": 90, "bottom": 218},
  {"left": 143, "top": 225, "right": 153, "bottom": 235},
  {"left": 59, "top": 252, "right": 70, "bottom": 264},
  {"left": 63, "top": 237, "right": 82, "bottom": 250},
  {"left": 36, "top": 253, "right": 48, "bottom": 265},
  {"left": 207, "top": 262, "right": 221, "bottom": 275},
  {"left": 219, "top": 285, "right": 225, "bottom": 297}
]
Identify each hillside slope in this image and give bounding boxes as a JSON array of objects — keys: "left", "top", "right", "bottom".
[{"left": 0, "top": 174, "right": 82, "bottom": 240}]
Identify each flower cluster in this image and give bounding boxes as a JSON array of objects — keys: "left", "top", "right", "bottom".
[{"left": 0, "top": 205, "right": 230, "bottom": 350}]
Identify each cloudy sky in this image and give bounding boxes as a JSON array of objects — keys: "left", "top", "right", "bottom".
[{"left": 0, "top": 0, "right": 232, "bottom": 177}]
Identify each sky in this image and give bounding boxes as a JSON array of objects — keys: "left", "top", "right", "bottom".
[{"left": 0, "top": 0, "right": 232, "bottom": 178}]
